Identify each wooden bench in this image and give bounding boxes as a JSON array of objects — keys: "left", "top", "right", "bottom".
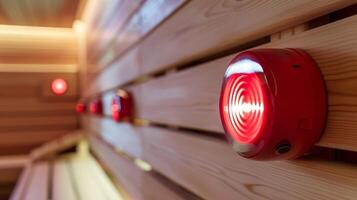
[{"left": 10, "top": 133, "right": 124, "bottom": 200}]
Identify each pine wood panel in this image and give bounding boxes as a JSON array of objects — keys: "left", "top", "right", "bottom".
[
  {"left": 30, "top": 131, "right": 83, "bottom": 161},
  {"left": 69, "top": 156, "right": 124, "bottom": 200},
  {"left": 0, "top": 0, "right": 80, "bottom": 27},
  {"left": 125, "top": 14, "right": 357, "bottom": 152},
  {"left": 0, "top": 72, "right": 78, "bottom": 154},
  {"left": 0, "top": 156, "right": 28, "bottom": 169},
  {"left": 23, "top": 162, "right": 50, "bottom": 200},
  {"left": 84, "top": 0, "right": 356, "bottom": 97},
  {"left": 0, "top": 25, "right": 77, "bottom": 64},
  {"left": 93, "top": 0, "right": 186, "bottom": 73},
  {"left": 88, "top": 134, "right": 188, "bottom": 200},
  {"left": 83, "top": 115, "right": 357, "bottom": 200},
  {"left": 88, "top": 0, "right": 143, "bottom": 66},
  {"left": 0, "top": 115, "right": 77, "bottom": 128},
  {"left": 52, "top": 160, "right": 77, "bottom": 200}
]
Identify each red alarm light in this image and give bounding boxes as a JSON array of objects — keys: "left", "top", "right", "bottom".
[
  {"left": 51, "top": 78, "right": 68, "bottom": 95},
  {"left": 76, "top": 102, "right": 86, "bottom": 113},
  {"left": 89, "top": 99, "right": 103, "bottom": 115},
  {"left": 219, "top": 49, "right": 327, "bottom": 160},
  {"left": 111, "top": 89, "right": 133, "bottom": 122}
]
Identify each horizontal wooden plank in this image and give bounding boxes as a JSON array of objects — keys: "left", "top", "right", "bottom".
[
  {"left": 69, "top": 155, "right": 124, "bottom": 200},
  {"left": 0, "top": 25, "right": 77, "bottom": 64},
  {"left": 125, "top": 14, "right": 357, "bottom": 151},
  {"left": 0, "top": 101, "right": 76, "bottom": 115},
  {"left": 30, "top": 131, "right": 83, "bottom": 161},
  {"left": 0, "top": 64, "right": 77, "bottom": 73},
  {"left": 84, "top": 0, "right": 356, "bottom": 97},
  {"left": 88, "top": 0, "right": 143, "bottom": 66},
  {"left": 0, "top": 155, "right": 29, "bottom": 169},
  {"left": 0, "top": 72, "right": 78, "bottom": 98},
  {"left": 83, "top": 115, "right": 357, "bottom": 200},
  {"left": 88, "top": 133, "right": 188, "bottom": 200},
  {"left": 94, "top": 0, "right": 186, "bottom": 72},
  {"left": 0, "top": 130, "right": 67, "bottom": 146},
  {"left": 0, "top": 115, "right": 78, "bottom": 128},
  {"left": 23, "top": 162, "right": 50, "bottom": 200}
]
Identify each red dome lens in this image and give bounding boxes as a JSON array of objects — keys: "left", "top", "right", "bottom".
[
  {"left": 89, "top": 99, "right": 103, "bottom": 115},
  {"left": 51, "top": 78, "right": 68, "bottom": 95},
  {"left": 111, "top": 96, "right": 121, "bottom": 121},
  {"left": 111, "top": 89, "right": 132, "bottom": 122},
  {"left": 220, "top": 59, "right": 270, "bottom": 144},
  {"left": 76, "top": 102, "right": 86, "bottom": 113}
]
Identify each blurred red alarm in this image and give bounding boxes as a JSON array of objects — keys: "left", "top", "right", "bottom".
[
  {"left": 76, "top": 102, "right": 86, "bottom": 113},
  {"left": 89, "top": 99, "right": 103, "bottom": 115},
  {"left": 219, "top": 49, "right": 327, "bottom": 160},
  {"left": 111, "top": 89, "right": 133, "bottom": 122},
  {"left": 51, "top": 78, "right": 68, "bottom": 95}
]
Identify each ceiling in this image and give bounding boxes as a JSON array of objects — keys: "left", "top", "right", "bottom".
[{"left": 0, "top": 0, "right": 81, "bottom": 27}]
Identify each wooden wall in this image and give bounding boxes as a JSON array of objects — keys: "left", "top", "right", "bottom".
[
  {"left": 80, "top": 1, "right": 357, "bottom": 199},
  {"left": 0, "top": 26, "right": 79, "bottom": 155}
]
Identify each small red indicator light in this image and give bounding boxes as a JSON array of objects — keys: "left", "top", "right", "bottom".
[
  {"left": 76, "top": 102, "right": 86, "bottom": 113},
  {"left": 219, "top": 49, "right": 327, "bottom": 160},
  {"left": 111, "top": 89, "right": 133, "bottom": 122},
  {"left": 51, "top": 78, "right": 68, "bottom": 96},
  {"left": 89, "top": 99, "right": 103, "bottom": 115}
]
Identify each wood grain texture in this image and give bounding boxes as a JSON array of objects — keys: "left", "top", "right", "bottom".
[
  {"left": 94, "top": 0, "right": 186, "bottom": 72},
  {"left": 69, "top": 155, "right": 124, "bottom": 200},
  {"left": 88, "top": 133, "right": 188, "bottom": 200},
  {"left": 23, "top": 162, "right": 50, "bottom": 200},
  {"left": 0, "top": 131, "right": 67, "bottom": 146},
  {"left": 30, "top": 131, "right": 83, "bottom": 161},
  {"left": 0, "top": 0, "right": 80, "bottom": 27},
  {"left": 0, "top": 155, "right": 28, "bottom": 169},
  {"left": 84, "top": 0, "right": 356, "bottom": 97},
  {"left": 0, "top": 72, "right": 78, "bottom": 154},
  {"left": 88, "top": 0, "right": 143, "bottom": 66},
  {"left": 125, "top": 15, "right": 357, "bottom": 151},
  {"left": 0, "top": 25, "right": 77, "bottom": 64},
  {"left": 83, "top": 115, "right": 357, "bottom": 200}
]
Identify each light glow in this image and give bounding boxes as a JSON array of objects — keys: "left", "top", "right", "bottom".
[
  {"left": 51, "top": 78, "right": 68, "bottom": 95},
  {"left": 220, "top": 59, "right": 269, "bottom": 144}
]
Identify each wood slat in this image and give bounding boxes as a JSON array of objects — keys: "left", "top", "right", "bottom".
[
  {"left": 88, "top": 133, "right": 188, "bottom": 200},
  {"left": 89, "top": 0, "right": 143, "bottom": 64},
  {"left": 30, "top": 131, "right": 83, "bottom": 161},
  {"left": 23, "top": 162, "right": 50, "bottom": 200},
  {"left": 70, "top": 156, "right": 124, "bottom": 200},
  {"left": 84, "top": 0, "right": 356, "bottom": 97},
  {"left": 0, "top": 115, "right": 77, "bottom": 128},
  {"left": 0, "top": 101, "right": 76, "bottom": 115},
  {"left": 0, "top": 130, "right": 67, "bottom": 146},
  {"left": 0, "top": 25, "right": 77, "bottom": 64},
  {"left": 123, "top": 14, "right": 357, "bottom": 152},
  {"left": 83, "top": 115, "right": 357, "bottom": 200},
  {"left": 52, "top": 160, "right": 77, "bottom": 200},
  {"left": 0, "top": 155, "right": 28, "bottom": 169},
  {"left": 94, "top": 0, "right": 186, "bottom": 72}
]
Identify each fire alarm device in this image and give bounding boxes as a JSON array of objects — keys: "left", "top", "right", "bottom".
[
  {"left": 76, "top": 102, "right": 86, "bottom": 113},
  {"left": 89, "top": 99, "right": 103, "bottom": 115},
  {"left": 51, "top": 78, "right": 68, "bottom": 96},
  {"left": 111, "top": 89, "right": 133, "bottom": 122},
  {"left": 219, "top": 48, "right": 326, "bottom": 160}
]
